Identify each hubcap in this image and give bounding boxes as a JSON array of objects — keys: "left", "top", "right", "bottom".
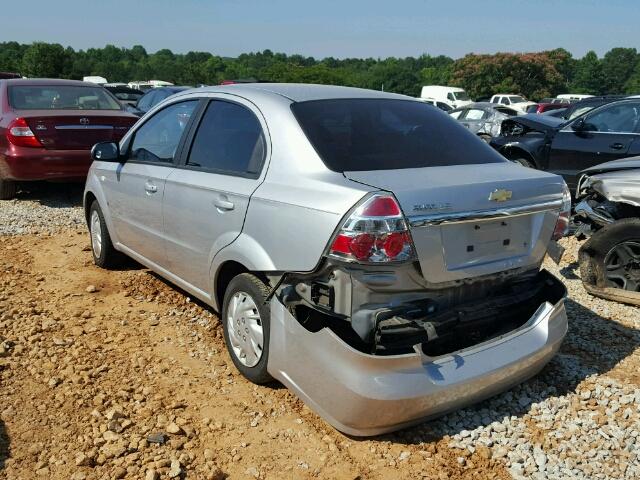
[
  {"left": 226, "top": 291, "right": 264, "bottom": 367},
  {"left": 604, "top": 240, "right": 640, "bottom": 291},
  {"left": 90, "top": 210, "right": 102, "bottom": 259}
]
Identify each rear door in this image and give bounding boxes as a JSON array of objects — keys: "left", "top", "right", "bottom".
[
  {"left": 163, "top": 97, "right": 269, "bottom": 292},
  {"left": 547, "top": 101, "right": 640, "bottom": 188},
  {"left": 99, "top": 99, "right": 199, "bottom": 266}
]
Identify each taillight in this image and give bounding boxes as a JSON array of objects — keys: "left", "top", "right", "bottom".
[
  {"left": 328, "top": 193, "right": 416, "bottom": 263},
  {"left": 6, "top": 118, "right": 42, "bottom": 148},
  {"left": 552, "top": 182, "right": 571, "bottom": 240}
]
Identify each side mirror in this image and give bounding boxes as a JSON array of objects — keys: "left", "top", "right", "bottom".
[
  {"left": 91, "top": 142, "right": 120, "bottom": 162},
  {"left": 571, "top": 118, "right": 585, "bottom": 132}
]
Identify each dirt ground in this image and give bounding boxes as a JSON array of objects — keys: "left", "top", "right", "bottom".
[{"left": 0, "top": 231, "right": 511, "bottom": 479}]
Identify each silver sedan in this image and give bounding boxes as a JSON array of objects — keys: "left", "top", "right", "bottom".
[{"left": 84, "top": 83, "right": 569, "bottom": 435}]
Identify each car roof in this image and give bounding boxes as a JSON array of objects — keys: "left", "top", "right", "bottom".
[
  {"left": 0, "top": 78, "right": 100, "bottom": 87},
  {"left": 193, "top": 83, "right": 410, "bottom": 103}
]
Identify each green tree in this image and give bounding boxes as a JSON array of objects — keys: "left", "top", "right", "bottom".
[
  {"left": 570, "top": 51, "right": 605, "bottom": 94},
  {"left": 21, "top": 42, "right": 67, "bottom": 77},
  {"left": 601, "top": 47, "right": 638, "bottom": 94}
]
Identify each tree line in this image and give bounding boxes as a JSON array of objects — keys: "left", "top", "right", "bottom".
[{"left": 1, "top": 41, "right": 639, "bottom": 100}]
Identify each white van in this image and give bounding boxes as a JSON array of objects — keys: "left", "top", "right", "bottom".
[
  {"left": 127, "top": 80, "right": 174, "bottom": 91},
  {"left": 420, "top": 86, "right": 472, "bottom": 108},
  {"left": 556, "top": 94, "right": 594, "bottom": 102}
]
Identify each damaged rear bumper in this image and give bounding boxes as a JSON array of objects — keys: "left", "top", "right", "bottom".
[{"left": 267, "top": 270, "right": 567, "bottom": 436}]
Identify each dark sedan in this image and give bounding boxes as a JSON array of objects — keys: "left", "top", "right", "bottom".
[
  {"left": 130, "top": 86, "right": 191, "bottom": 116},
  {"left": 0, "top": 79, "right": 138, "bottom": 199},
  {"left": 490, "top": 98, "right": 640, "bottom": 189}
]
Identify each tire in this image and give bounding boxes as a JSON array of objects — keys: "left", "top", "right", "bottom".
[
  {"left": 579, "top": 218, "right": 640, "bottom": 293},
  {"left": 511, "top": 157, "right": 534, "bottom": 168},
  {"left": 0, "top": 179, "right": 17, "bottom": 200},
  {"left": 222, "top": 273, "right": 274, "bottom": 385},
  {"left": 88, "top": 200, "right": 125, "bottom": 269}
]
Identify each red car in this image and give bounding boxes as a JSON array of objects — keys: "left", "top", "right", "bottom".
[
  {"left": 526, "top": 102, "right": 570, "bottom": 114},
  {"left": 0, "top": 79, "right": 138, "bottom": 199}
]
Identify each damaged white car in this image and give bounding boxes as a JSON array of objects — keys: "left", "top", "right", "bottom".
[
  {"left": 574, "top": 156, "right": 640, "bottom": 305},
  {"left": 83, "top": 83, "right": 570, "bottom": 436}
]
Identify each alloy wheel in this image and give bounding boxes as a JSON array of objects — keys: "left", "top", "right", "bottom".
[{"left": 604, "top": 240, "right": 640, "bottom": 291}]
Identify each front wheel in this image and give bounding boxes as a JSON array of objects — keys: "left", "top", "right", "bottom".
[
  {"left": 89, "top": 201, "right": 125, "bottom": 268},
  {"left": 511, "top": 157, "right": 534, "bottom": 168},
  {"left": 579, "top": 218, "right": 640, "bottom": 297},
  {"left": 222, "top": 273, "right": 274, "bottom": 384}
]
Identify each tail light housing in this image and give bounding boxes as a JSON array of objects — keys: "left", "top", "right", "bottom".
[
  {"left": 328, "top": 193, "right": 416, "bottom": 263},
  {"left": 552, "top": 182, "right": 571, "bottom": 240},
  {"left": 6, "top": 118, "right": 42, "bottom": 148}
]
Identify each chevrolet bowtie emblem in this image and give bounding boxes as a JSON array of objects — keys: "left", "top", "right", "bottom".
[{"left": 488, "top": 189, "right": 512, "bottom": 202}]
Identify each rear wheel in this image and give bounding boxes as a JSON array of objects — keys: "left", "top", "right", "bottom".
[
  {"left": 89, "top": 201, "right": 125, "bottom": 268},
  {"left": 222, "top": 273, "right": 273, "bottom": 385},
  {"left": 579, "top": 218, "right": 640, "bottom": 293},
  {"left": 0, "top": 179, "right": 17, "bottom": 200}
]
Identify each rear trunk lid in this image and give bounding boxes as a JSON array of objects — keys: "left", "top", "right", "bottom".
[
  {"left": 18, "top": 111, "right": 137, "bottom": 150},
  {"left": 345, "top": 162, "right": 565, "bottom": 284}
]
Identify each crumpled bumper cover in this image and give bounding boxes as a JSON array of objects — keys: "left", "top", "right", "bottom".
[{"left": 267, "top": 270, "right": 568, "bottom": 437}]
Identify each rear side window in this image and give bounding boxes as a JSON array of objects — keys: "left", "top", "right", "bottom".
[
  {"left": 291, "top": 99, "right": 505, "bottom": 172},
  {"left": 130, "top": 100, "right": 198, "bottom": 163},
  {"left": 186, "top": 101, "right": 265, "bottom": 176}
]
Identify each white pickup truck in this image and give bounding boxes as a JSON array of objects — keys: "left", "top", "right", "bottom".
[{"left": 490, "top": 94, "right": 537, "bottom": 112}]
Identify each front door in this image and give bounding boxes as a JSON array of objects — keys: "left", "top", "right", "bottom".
[
  {"left": 547, "top": 101, "right": 640, "bottom": 188},
  {"left": 103, "top": 99, "right": 199, "bottom": 266},
  {"left": 163, "top": 98, "right": 268, "bottom": 293}
]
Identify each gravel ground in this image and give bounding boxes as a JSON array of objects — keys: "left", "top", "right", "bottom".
[
  {"left": 0, "top": 182, "right": 85, "bottom": 235},
  {"left": 1, "top": 184, "right": 640, "bottom": 479}
]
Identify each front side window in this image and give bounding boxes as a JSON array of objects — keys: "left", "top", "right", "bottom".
[
  {"left": 292, "top": 99, "right": 505, "bottom": 172},
  {"left": 447, "top": 92, "right": 455, "bottom": 101},
  {"left": 186, "top": 101, "right": 265, "bottom": 175},
  {"left": 583, "top": 103, "right": 640, "bottom": 133},
  {"left": 491, "top": 97, "right": 499, "bottom": 103},
  {"left": 8, "top": 85, "right": 121, "bottom": 110},
  {"left": 130, "top": 100, "right": 198, "bottom": 163}
]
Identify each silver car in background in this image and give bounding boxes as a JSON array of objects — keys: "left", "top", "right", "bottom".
[
  {"left": 84, "top": 83, "right": 570, "bottom": 436},
  {"left": 449, "top": 102, "right": 521, "bottom": 142}
]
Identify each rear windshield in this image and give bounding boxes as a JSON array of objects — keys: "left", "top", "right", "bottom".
[
  {"left": 291, "top": 99, "right": 505, "bottom": 172},
  {"left": 8, "top": 85, "right": 122, "bottom": 110}
]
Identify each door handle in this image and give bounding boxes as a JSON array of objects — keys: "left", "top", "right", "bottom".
[
  {"left": 214, "top": 197, "right": 234, "bottom": 211},
  {"left": 609, "top": 142, "right": 625, "bottom": 150},
  {"left": 144, "top": 181, "right": 158, "bottom": 194}
]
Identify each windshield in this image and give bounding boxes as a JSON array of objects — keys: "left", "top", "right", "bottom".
[
  {"left": 291, "top": 99, "right": 505, "bottom": 172},
  {"left": 454, "top": 91, "right": 470, "bottom": 101},
  {"left": 509, "top": 96, "right": 526, "bottom": 104},
  {"left": 8, "top": 85, "right": 122, "bottom": 110}
]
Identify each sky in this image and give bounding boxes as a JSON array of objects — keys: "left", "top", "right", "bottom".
[{"left": 2, "top": 0, "right": 639, "bottom": 59}]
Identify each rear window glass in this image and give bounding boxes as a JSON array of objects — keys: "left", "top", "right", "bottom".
[
  {"left": 8, "top": 85, "right": 122, "bottom": 110},
  {"left": 291, "top": 99, "right": 505, "bottom": 172}
]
